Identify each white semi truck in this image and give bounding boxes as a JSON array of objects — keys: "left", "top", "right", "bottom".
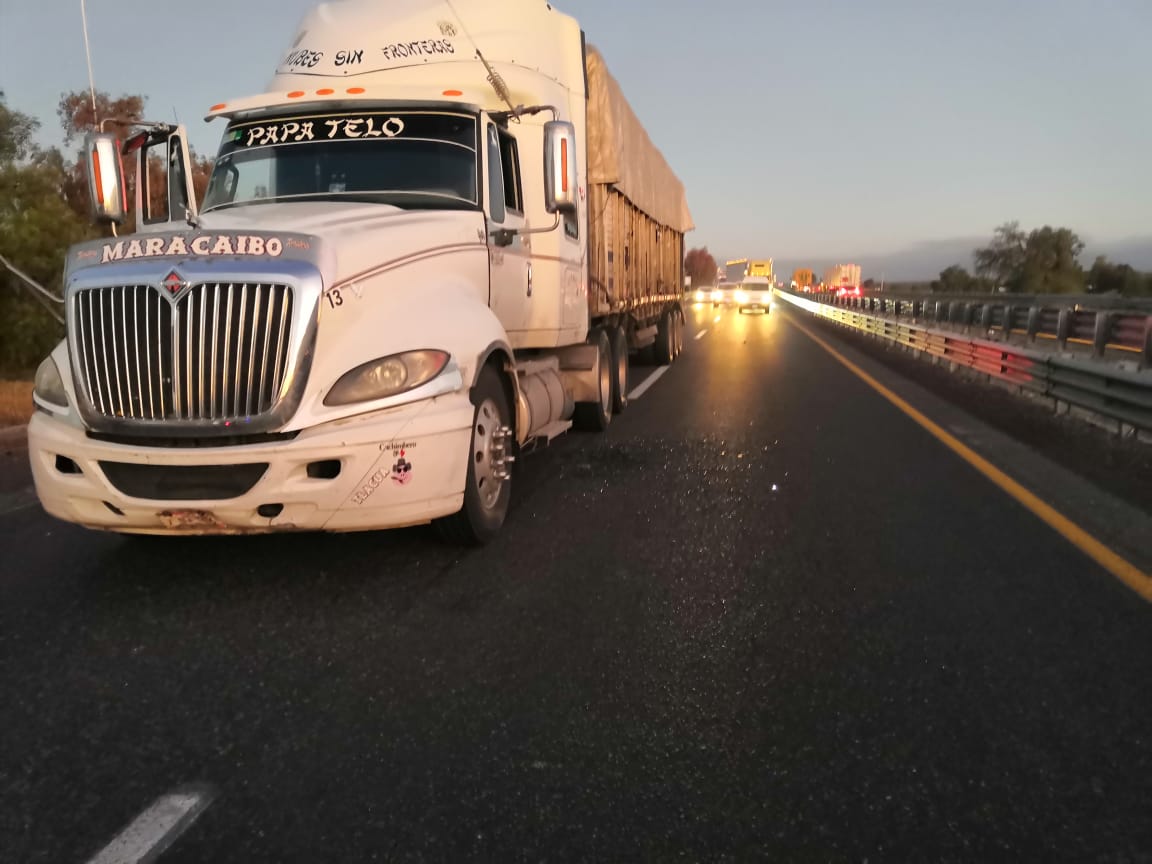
[{"left": 27, "top": 0, "right": 693, "bottom": 542}]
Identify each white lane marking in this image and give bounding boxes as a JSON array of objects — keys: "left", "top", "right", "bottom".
[
  {"left": 627, "top": 365, "right": 671, "bottom": 401},
  {"left": 88, "top": 786, "right": 215, "bottom": 864},
  {"left": 694, "top": 328, "right": 708, "bottom": 341},
  {"left": 713, "top": 315, "right": 722, "bottom": 323}
]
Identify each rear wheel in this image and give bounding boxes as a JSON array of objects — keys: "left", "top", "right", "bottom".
[
  {"left": 574, "top": 327, "right": 612, "bottom": 431},
  {"left": 609, "top": 325, "right": 629, "bottom": 414},
  {"left": 672, "top": 309, "right": 684, "bottom": 358},
  {"left": 653, "top": 310, "right": 674, "bottom": 366},
  {"left": 435, "top": 367, "right": 513, "bottom": 545}
]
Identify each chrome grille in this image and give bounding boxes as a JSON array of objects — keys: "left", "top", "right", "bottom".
[{"left": 72, "top": 282, "right": 293, "bottom": 421}]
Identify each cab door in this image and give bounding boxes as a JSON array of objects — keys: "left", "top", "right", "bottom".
[{"left": 485, "top": 122, "right": 530, "bottom": 334}]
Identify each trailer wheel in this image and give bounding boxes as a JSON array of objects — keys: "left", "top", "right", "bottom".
[
  {"left": 672, "top": 310, "right": 684, "bottom": 358},
  {"left": 574, "top": 328, "right": 612, "bottom": 431},
  {"left": 610, "top": 325, "right": 629, "bottom": 414},
  {"left": 653, "top": 310, "right": 674, "bottom": 366},
  {"left": 435, "top": 367, "right": 513, "bottom": 545}
]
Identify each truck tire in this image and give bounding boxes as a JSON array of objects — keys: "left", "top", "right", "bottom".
[
  {"left": 435, "top": 367, "right": 513, "bottom": 545},
  {"left": 653, "top": 310, "right": 673, "bottom": 366},
  {"left": 672, "top": 310, "right": 684, "bottom": 358},
  {"left": 609, "top": 325, "right": 629, "bottom": 414},
  {"left": 574, "top": 328, "right": 612, "bottom": 431}
]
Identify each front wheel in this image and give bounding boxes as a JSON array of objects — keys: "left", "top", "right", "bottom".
[{"left": 435, "top": 367, "right": 513, "bottom": 545}]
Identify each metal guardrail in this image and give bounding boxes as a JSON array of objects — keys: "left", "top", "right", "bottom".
[
  {"left": 777, "top": 291, "right": 1152, "bottom": 434},
  {"left": 814, "top": 291, "right": 1152, "bottom": 368}
]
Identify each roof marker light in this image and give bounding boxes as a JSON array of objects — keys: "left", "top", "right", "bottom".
[
  {"left": 316, "top": 88, "right": 334, "bottom": 95},
  {"left": 442, "top": 89, "right": 463, "bottom": 97},
  {"left": 209, "top": 103, "right": 226, "bottom": 112},
  {"left": 287, "top": 91, "right": 306, "bottom": 98},
  {"left": 346, "top": 87, "right": 366, "bottom": 94}
]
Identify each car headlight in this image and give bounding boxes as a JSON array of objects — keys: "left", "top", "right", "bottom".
[
  {"left": 710, "top": 289, "right": 723, "bottom": 302},
  {"left": 761, "top": 292, "right": 772, "bottom": 304},
  {"left": 734, "top": 290, "right": 748, "bottom": 304},
  {"left": 693, "top": 290, "right": 705, "bottom": 302},
  {"left": 324, "top": 349, "right": 450, "bottom": 406},
  {"left": 33, "top": 356, "right": 68, "bottom": 412}
]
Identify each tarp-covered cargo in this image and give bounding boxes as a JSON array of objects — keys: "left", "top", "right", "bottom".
[{"left": 585, "top": 46, "right": 693, "bottom": 234}]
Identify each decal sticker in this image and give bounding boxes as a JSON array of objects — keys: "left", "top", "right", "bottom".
[
  {"left": 380, "top": 39, "right": 455, "bottom": 61},
  {"left": 238, "top": 115, "right": 405, "bottom": 147},
  {"left": 282, "top": 48, "right": 324, "bottom": 69},
  {"left": 334, "top": 49, "right": 364, "bottom": 67},
  {"left": 98, "top": 234, "right": 285, "bottom": 263},
  {"left": 390, "top": 451, "right": 413, "bottom": 486}
]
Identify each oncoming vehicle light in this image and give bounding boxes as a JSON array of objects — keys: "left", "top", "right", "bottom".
[
  {"left": 734, "top": 290, "right": 748, "bottom": 304},
  {"left": 693, "top": 289, "right": 705, "bottom": 303},
  {"left": 324, "top": 350, "right": 450, "bottom": 406},
  {"left": 710, "top": 289, "right": 723, "bottom": 302}
]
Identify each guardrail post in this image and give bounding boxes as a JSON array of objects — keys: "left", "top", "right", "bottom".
[
  {"left": 1056, "top": 308, "right": 1071, "bottom": 350},
  {"left": 1002, "top": 304, "right": 1014, "bottom": 333},
  {"left": 1093, "top": 312, "right": 1112, "bottom": 358},
  {"left": 1026, "top": 306, "right": 1041, "bottom": 342},
  {"left": 1142, "top": 317, "right": 1152, "bottom": 371},
  {"left": 980, "top": 304, "right": 993, "bottom": 331}
]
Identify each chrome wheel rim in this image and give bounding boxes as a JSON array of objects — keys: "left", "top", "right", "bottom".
[{"left": 471, "top": 399, "right": 510, "bottom": 511}]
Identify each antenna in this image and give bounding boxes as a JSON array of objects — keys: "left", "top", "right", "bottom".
[
  {"left": 80, "top": 0, "right": 99, "bottom": 128},
  {"left": 443, "top": 0, "right": 518, "bottom": 115}
]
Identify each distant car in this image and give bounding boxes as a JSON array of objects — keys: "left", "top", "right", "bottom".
[
  {"left": 734, "top": 276, "right": 773, "bottom": 313},
  {"left": 735, "top": 286, "right": 773, "bottom": 314}
]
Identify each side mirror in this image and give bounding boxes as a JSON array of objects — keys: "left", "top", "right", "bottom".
[
  {"left": 83, "top": 133, "right": 127, "bottom": 225},
  {"left": 543, "top": 120, "right": 577, "bottom": 215}
]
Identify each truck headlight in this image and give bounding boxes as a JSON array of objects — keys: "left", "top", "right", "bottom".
[
  {"left": 324, "top": 350, "right": 450, "bottom": 406},
  {"left": 734, "top": 290, "right": 748, "bottom": 304},
  {"left": 33, "top": 356, "right": 68, "bottom": 412}
]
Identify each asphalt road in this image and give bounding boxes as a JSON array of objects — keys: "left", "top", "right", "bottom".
[{"left": 3, "top": 304, "right": 1152, "bottom": 862}]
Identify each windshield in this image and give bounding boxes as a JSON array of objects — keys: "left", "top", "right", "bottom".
[{"left": 202, "top": 110, "right": 479, "bottom": 212}]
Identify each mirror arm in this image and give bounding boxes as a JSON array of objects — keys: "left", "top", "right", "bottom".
[{"left": 491, "top": 214, "right": 561, "bottom": 246}]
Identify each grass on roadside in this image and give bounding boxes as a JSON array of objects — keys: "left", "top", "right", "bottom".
[{"left": 0, "top": 380, "right": 33, "bottom": 427}]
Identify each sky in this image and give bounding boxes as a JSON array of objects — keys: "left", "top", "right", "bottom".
[{"left": 1, "top": 0, "right": 1150, "bottom": 278}]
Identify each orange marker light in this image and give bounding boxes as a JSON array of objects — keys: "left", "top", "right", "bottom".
[
  {"left": 91, "top": 150, "right": 104, "bottom": 207},
  {"left": 316, "top": 88, "right": 334, "bottom": 95},
  {"left": 442, "top": 89, "right": 463, "bottom": 97},
  {"left": 287, "top": 91, "right": 306, "bottom": 98},
  {"left": 209, "top": 103, "right": 227, "bottom": 112},
  {"left": 346, "top": 87, "right": 365, "bottom": 94},
  {"left": 560, "top": 138, "right": 569, "bottom": 193}
]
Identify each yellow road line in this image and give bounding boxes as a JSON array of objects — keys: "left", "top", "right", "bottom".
[{"left": 788, "top": 316, "right": 1152, "bottom": 602}]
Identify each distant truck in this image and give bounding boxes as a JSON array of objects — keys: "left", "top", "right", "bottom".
[
  {"left": 791, "top": 268, "right": 814, "bottom": 292},
  {"left": 824, "top": 263, "right": 863, "bottom": 295},
  {"left": 747, "top": 259, "right": 773, "bottom": 281},
  {"left": 723, "top": 258, "right": 749, "bottom": 285},
  {"left": 27, "top": 0, "right": 693, "bottom": 542}
]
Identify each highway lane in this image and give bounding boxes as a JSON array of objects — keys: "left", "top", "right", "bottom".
[{"left": 2, "top": 303, "right": 1151, "bottom": 861}]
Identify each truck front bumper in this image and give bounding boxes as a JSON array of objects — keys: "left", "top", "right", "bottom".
[{"left": 27, "top": 394, "right": 473, "bottom": 534}]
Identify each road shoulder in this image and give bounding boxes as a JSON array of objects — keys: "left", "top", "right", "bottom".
[{"left": 783, "top": 311, "right": 1152, "bottom": 581}]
